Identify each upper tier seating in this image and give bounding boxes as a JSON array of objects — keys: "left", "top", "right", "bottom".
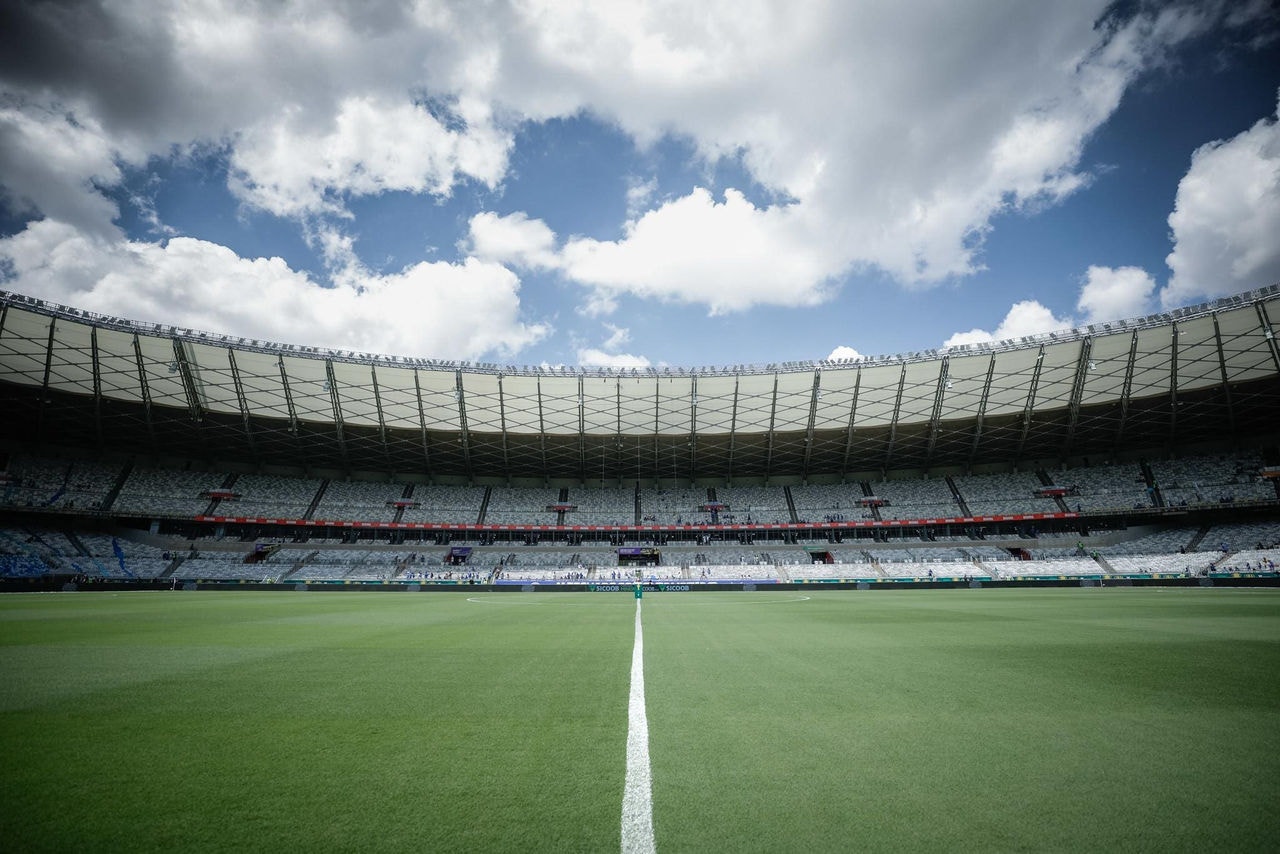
[
  {"left": 873, "top": 476, "right": 957, "bottom": 520},
  {"left": 952, "top": 470, "right": 1053, "bottom": 516},
  {"left": 114, "top": 467, "right": 227, "bottom": 517}
]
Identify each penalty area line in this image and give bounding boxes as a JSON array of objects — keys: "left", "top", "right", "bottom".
[{"left": 622, "top": 599, "right": 656, "bottom": 854}]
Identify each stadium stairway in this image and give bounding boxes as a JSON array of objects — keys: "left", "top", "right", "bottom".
[
  {"left": 62, "top": 531, "right": 92, "bottom": 557},
  {"left": 1184, "top": 524, "right": 1213, "bottom": 553},
  {"left": 1093, "top": 554, "right": 1117, "bottom": 574},
  {"left": 1037, "top": 469, "right": 1072, "bottom": 512},
  {"left": 1140, "top": 460, "right": 1165, "bottom": 508},
  {"left": 304, "top": 480, "right": 329, "bottom": 521},
  {"left": 945, "top": 476, "right": 972, "bottom": 517},
  {"left": 859, "top": 481, "right": 883, "bottom": 521},
  {"left": 277, "top": 551, "right": 318, "bottom": 581},
  {"left": 98, "top": 459, "right": 134, "bottom": 513},
  {"left": 203, "top": 473, "right": 239, "bottom": 516},
  {"left": 783, "top": 486, "right": 798, "bottom": 523},
  {"left": 158, "top": 555, "right": 185, "bottom": 579},
  {"left": 556, "top": 487, "right": 569, "bottom": 525},
  {"left": 391, "top": 484, "right": 413, "bottom": 525}
]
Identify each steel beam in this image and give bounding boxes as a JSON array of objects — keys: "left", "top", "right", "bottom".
[
  {"left": 171, "top": 338, "right": 203, "bottom": 423},
  {"left": 226, "top": 348, "right": 257, "bottom": 461},
  {"left": 1061, "top": 338, "right": 1092, "bottom": 459},
  {"left": 924, "top": 356, "right": 948, "bottom": 465},
  {"left": 840, "top": 367, "right": 862, "bottom": 475},
  {"left": 802, "top": 369, "right": 821, "bottom": 479},
  {"left": 1112, "top": 329, "right": 1140, "bottom": 453},
  {"left": 1014, "top": 345, "right": 1046, "bottom": 462},
  {"left": 36, "top": 316, "right": 56, "bottom": 442},
  {"left": 1211, "top": 313, "right": 1236, "bottom": 440},
  {"left": 131, "top": 333, "right": 156, "bottom": 448},
  {"left": 1168, "top": 322, "right": 1180, "bottom": 446},
  {"left": 324, "top": 360, "right": 349, "bottom": 471},
  {"left": 689, "top": 376, "right": 699, "bottom": 479},
  {"left": 413, "top": 369, "right": 433, "bottom": 477},
  {"left": 456, "top": 370, "right": 473, "bottom": 481},
  {"left": 967, "top": 353, "right": 997, "bottom": 467},
  {"left": 763, "top": 372, "right": 780, "bottom": 482},
  {"left": 90, "top": 327, "right": 102, "bottom": 451},
  {"left": 882, "top": 362, "right": 907, "bottom": 473}
]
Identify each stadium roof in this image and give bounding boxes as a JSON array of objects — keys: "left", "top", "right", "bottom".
[{"left": 1, "top": 287, "right": 1278, "bottom": 481}]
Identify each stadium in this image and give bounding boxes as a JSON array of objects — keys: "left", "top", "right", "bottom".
[
  {"left": 4, "top": 1, "right": 1280, "bottom": 849},
  {"left": 2, "top": 286, "right": 1279, "bottom": 850},
  {"left": 1, "top": 283, "right": 1279, "bottom": 588}
]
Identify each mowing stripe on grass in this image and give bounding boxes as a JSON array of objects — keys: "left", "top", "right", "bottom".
[{"left": 622, "top": 600, "right": 656, "bottom": 854}]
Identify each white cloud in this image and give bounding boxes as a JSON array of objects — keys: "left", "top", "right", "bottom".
[
  {"left": 5, "top": 4, "right": 1263, "bottom": 267},
  {"left": 1162, "top": 92, "right": 1280, "bottom": 307},
  {"left": 1, "top": 0, "right": 1274, "bottom": 339},
  {"left": 1078, "top": 265, "right": 1157, "bottom": 324},
  {"left": 520, "top": 1, "right": 1267, "bottom": 311},
  {"left": 0, "top": 218, "right": 549, "bottom": 361},
  {"left": 230, "top": 95, "right": 511, "bottom": 219},
  {"left": 944, "top": 300, "right": 1074, "bottom": 348},
  {"left": 575, "top": 324, "right": 650, "bottom": 368},
  {"left": 826, "top": 345, "right": 864, "bottom": 362},
  {"left": 560, "top": 188, "right": 841, "bottom": 315},
  {"left": 576, "top": 347, "right": 652, "bottom": 369},
  {"left": 0, "top": 103, "right": 129, "bottom": 235},
  {"left": 625, "top": 176, "right": 658, "bottom": 218},
  {"left": 601, "top": 323, "right": 631, "bottom": 352},
  {"left": 945, "top": 262, "right": 1160, "bottom": 349},
  {"left": 466, "top": 211, "right": 560, "bottom": 270}
]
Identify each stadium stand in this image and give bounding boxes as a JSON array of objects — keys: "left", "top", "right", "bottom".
[
  {"left": 315, "top": 479, "right": 404, "bottom": 522},
  {"left": 952, "top": 470, "right": 1051, "bottom": 516},
  {"left": 1050, "top": 460, "right": 1152, "bottom": 512},
  {"left": 1, "top": 286, "right": 1278, "bottom": 588},
  {"left": 114, "top": 467, "right": 227, "bottom": 518},
  {"left": 874, "top": 476, "right": 959, "bottom": 520},
  {"left": 571, "top": 486, "right": 636, "bottom": 526},
  {"left": 1150, "top": 453, "right": 1273, "bottom": 507}
]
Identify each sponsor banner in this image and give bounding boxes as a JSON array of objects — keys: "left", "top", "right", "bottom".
[
  {"left": 589, "top": 584, "right": 691, "bottom": 592},
  {"left": 191, "top": 511, "right": 1082, "bottom": 529}
]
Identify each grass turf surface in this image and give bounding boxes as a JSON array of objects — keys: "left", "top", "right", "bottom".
[{"left": 2, "top": 588, "right": 1278, "bottom": 852}]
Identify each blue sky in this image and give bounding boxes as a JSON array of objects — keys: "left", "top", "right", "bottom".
[{"left": 1, "top": 1, "right": 1278, "bottom": 369}]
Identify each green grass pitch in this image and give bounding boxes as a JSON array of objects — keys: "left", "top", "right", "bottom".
[{"left": 2, "top": 588, "right": 1278, "bottom": 852}]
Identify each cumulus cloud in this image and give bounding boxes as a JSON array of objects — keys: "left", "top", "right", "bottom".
[
  {"left": 826, "top": 345, "right": 864, "bottom": 362},
  {"left": 523, "top": 1, "right": 1269, "bottom": 311},
  {"left": 0, "top": 218, "right": 549, "bottom": 360},
  {"left": 466, "top": 211, "right": 560, "bottom": 270},
  {"left": 1, "top": 1, "right": 515, "bottom": 224},
  {"left": 560, "top": 188, "right": 841, "bottom": 315},
  {"left": 576, "top": 348, "right": 652, "bottom": 369},
  {"left": 575, "top": 324, "right": 650, "bottom": 368},
  {"left": 230, "top": 95, "right": 511, "bottom": 219},
  {"left": 944, "top": 300, "right": 1074, "bottom": 348},
  {"left": 944, "top": 263, "right": 1159, "bottom": 349},
  {"left": 1078, "top": 264, "right": 1157, "bottom": 324},
  {"left": 4, "top": 4, "right": 1266, "bottom": 265},
  {"left": 1162, "top": 91, "right": 1280, "bottom": 307},
  {"left": 0, "top": 103, "right": 130, "bottom": 235},
  {"left": 0, "top": 0, "right": 1274, "bottom": 345},
  {"left": 625, "top": 176, "right": 658, "bottom": 218}
]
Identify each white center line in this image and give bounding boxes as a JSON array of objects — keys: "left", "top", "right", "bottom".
[{"left": 621, "top": 599, "right": 656, "bottom": 854}]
